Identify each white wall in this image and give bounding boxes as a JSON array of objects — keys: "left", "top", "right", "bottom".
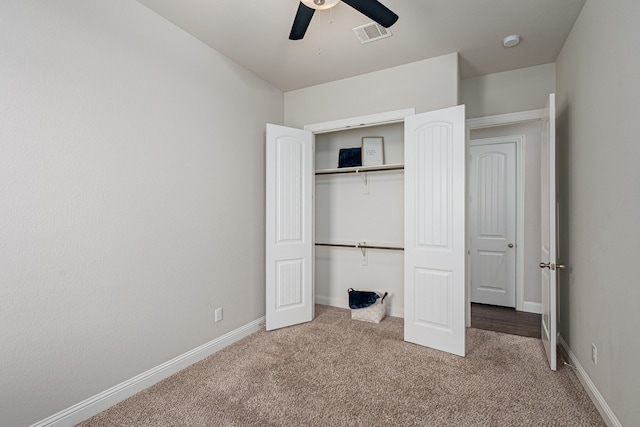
[
  {"left": 556, "top": 0, "right": 640, "bottom": 425},
  {"left": 0, "top": 1, "right": 283, "bottom": 426},
  {"left": 470, "top": 122, "right": 542, "bottom": 308},
  {"left": 284, "top": 53, "right": 459, "bottom": 128},
  {"left": 462, "top": 63, "right": 556, "bottom": 118}
]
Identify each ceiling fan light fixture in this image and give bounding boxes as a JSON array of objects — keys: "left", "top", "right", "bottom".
[
  {"left": 301, "top": 0, "right": 340, "bottom": 10},
  {"left": 290, "top": 0, "right": 398, "bottom": 40}
]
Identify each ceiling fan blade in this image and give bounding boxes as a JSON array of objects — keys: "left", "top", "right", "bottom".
[
  {"left": 289, "top": 2, "right": 316, "bottom": 40},
  {"left": 342, "top": 0, "right": 398, "bottom": 28}
]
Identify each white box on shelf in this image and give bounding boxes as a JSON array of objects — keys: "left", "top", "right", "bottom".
[{"left": 361, "top": 136, "right": 384, "bottom": 166}]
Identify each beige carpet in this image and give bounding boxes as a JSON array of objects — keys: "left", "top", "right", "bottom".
[{"left": 79, "top": 305, "right": 604, "bottom": 426}]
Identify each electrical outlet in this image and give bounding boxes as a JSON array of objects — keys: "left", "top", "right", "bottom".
[
  {"left": 591, "top": 343, "right": 597, "bottom": 365},
  {"left": 215, "top": 307, "right": 223, "bottom": 323}
]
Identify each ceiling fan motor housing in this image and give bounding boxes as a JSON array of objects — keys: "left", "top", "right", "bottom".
[{"left": 292, "top": 0, "right": 398, "bottom": 40}]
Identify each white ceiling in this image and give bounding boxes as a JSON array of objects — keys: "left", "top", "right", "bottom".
[{"left": 137, "top": 0, "right": 586, "bottom": 92}]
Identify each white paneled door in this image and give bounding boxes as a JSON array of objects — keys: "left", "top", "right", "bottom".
[
  {"left": 540, "top": 94, "right": 559, "bottom": 370},
  {"left": 469, "top": 142, "right": 516, "bottom": 307},
  {"left": 265, "top": 124, "right": 314, "bottom": 331},
  {"left": 404, "top": 105, "right": 466, "bottom": 357}
]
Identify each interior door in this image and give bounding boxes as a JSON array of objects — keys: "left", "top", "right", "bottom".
[
  {"left": 404, "top": 105, "right": 466, "bottom": 356},
  {"left": 540, "top": 94, "right": 558, "bottom": 370},
  {"left": 265, "top": 124, "right": 314, "bottom": 331},
  {"left": 469, "top": 142, "right": 516, "bottom": 307}
]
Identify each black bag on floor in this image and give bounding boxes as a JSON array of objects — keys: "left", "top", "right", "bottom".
[{"left": 348, "top": 288, "right": 380, "bottom": 309}]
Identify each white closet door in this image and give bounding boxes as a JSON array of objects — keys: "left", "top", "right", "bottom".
[
  {"left": 265, "top": 124, "right": 314, "bottom": 331},
  {"left": 404, "top": 105, "right": 466, "bottom": 356}
]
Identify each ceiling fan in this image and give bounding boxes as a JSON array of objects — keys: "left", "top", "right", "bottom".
[{"left": 289, "top": 0, "right": 399, "bottom": 40}]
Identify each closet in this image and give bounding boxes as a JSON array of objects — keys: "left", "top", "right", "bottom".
[
  {"left": 315, "top": 123, "right": 405, "bottom": 317},
  {"left": 266, "top": 106, "right": 466, "bottom": 357}
]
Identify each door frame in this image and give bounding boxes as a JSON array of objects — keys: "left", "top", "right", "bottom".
[
  {"left": 304, "top": 108, "right": 415, "bottom": 134},
  {"left": 305, "top": 107, "right": 414, "bottom": 319},
  {"left": 465, "top": 109, "right": 543, "bottom": 326},
  {"left": 468, "top": 136, "right": 521, "bottom": 308}
]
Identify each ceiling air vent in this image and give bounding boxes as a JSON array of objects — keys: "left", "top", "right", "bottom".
[{"left": 352, "top": 22, "right": 392, "bottom": 44}]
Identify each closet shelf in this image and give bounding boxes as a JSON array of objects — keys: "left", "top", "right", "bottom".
[
  {"left": 315, "top": 242, "right": 404, "bottom": 251},
  {"left": 315, "top": 163, "right": 404, "bottom": 175}
]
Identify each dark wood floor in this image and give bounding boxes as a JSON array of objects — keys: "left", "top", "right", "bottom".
[{"left": 471, "top": 303, "right": 541, "bottom": 338}]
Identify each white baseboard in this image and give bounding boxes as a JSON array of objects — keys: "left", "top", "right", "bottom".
[
  {"left": 521, "top": 301, "right": 542, "bottom": 314},
  {"left": 558, "top": 335, "right": 621, "bottom": 427},
  {"left": 315, "top": 294, "right": 339, "bottom": 307},
  {"left": 316, "top": 295, "right": 404, "bottom": 318},
  {"left": 31, "top": 317, "right": 265, "bottom": 427}
]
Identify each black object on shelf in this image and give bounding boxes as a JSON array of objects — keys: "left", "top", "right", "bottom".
[{"left": 338, "top": 147, "right": 362, "bottom": 168}]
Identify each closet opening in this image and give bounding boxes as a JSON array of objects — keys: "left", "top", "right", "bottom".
[{"left": 314, "top": 121, "right": 406, "bottom": 317}]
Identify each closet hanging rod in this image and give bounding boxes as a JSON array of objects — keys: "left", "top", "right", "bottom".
[
  {"left": 315, "top": 164, "right": 404, "bottom": 175},
  {"left": 315, "top": 242, "right": 404, "bottom": 251}
]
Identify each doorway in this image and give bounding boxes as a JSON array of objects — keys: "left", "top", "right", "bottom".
[{"left": 465, "top": 113, "right": 545, "bottom": 322}]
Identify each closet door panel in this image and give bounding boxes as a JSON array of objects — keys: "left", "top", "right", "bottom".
[
  {"left": 266, "top": 124, "right": 314, "bottom": 331},
  {"left": 404, "top": 105, "right": 466, "bottom": 356}
]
